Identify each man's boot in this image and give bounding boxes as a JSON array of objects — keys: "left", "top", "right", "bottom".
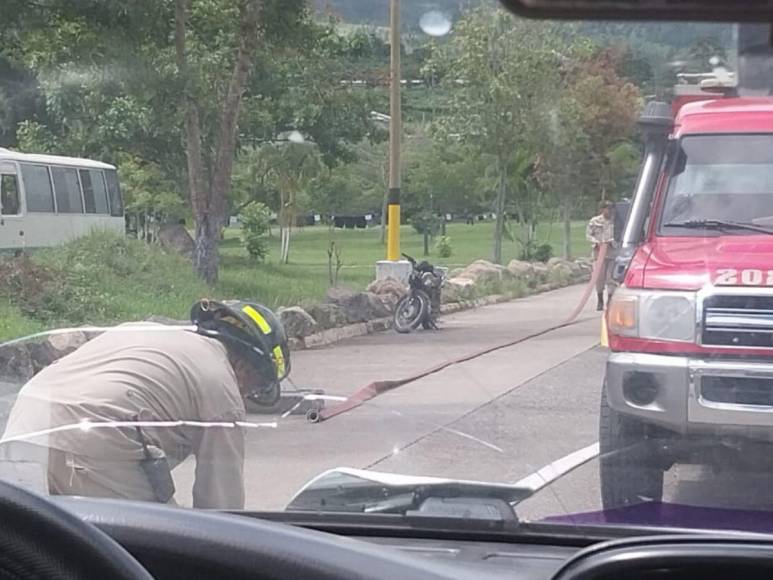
[{"left": 596, "top": 292, "right": 604, "bottom": 311}]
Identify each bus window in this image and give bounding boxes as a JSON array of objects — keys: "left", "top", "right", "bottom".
[
  {"left": 80, "top": 169, "right": 109, "bottom": 214},
  {"left": 51, "top": 167, "right": 84, "bottom": 213},
  {"left": 19, "top": 164, "right": 55, "bottom": 212},
  {"left": 1, "top": 174, "right": 20, "bottom": 215},
  {"left": 104, "top": 169, "right": 123, "bottom": 216},
  {"left": 79, "top": 169, "right": 95, "bottom": 213}
]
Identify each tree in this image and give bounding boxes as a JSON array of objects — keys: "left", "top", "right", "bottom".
[
  {"left": 429, "top": 7, "right": 563, "bottom": 264},
  {"left": 606, "top": 141, "right": 641, "bottom": 200},
  {"left": 231, "top": 145, "right": 281, "bottom": 215},
  {"left": 240, "top": 201, "right": 271, "bottom": 260},
  {"left": 503, "top": 149, "right": 545, "bottom": 258},
  {"left": 5, "top": 0, "right": 375, "bottom": 283},
  {"left": 308, "top": 162, "right": 382, "bottom": 219},
  {"left": 539, "top": 96, "right": 592, "bottom": 259},
  {"left": 119, "top": 155, "right": 186, "bottom": 241},
  {"left": 403, "top": 140, "right": 487, "bottom": 219},
  {"left": 174, "top": 0, "right": 262, "bottom": 284},
  {"left": 2, "top": 0, "right": 182, "bottom": 169},
  {"left": 0, "top": 55, "right": 40, "bottom": 148},
  {"left": 252, "top": 142, "right": 322, "bottom": 263},
  {"left": 543, "top": 47, "right": 642, "bottom": 258}
]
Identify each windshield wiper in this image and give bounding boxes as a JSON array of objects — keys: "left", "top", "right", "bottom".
[{"left": 663, "top": 219, "right": 773, "bottom": 236}]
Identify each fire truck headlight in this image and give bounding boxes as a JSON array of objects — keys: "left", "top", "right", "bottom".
[{"left": 608, "top": 288, "right": 696, "bottom": 343}]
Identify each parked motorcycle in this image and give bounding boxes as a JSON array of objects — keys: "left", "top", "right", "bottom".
[{"left": 393, "top": 253, "right": 446, "bottom": 334}]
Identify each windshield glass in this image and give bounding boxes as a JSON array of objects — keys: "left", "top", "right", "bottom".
[
  {"left": 661, "top": 135, "right": 773, "bottom": 229},
  {"left": 4, "top": 0, "right": 773, "bottom": 538}
]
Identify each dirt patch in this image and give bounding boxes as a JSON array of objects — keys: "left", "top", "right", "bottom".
[{"left": 0, "top": 255, "right": 59, "bottom": 319}]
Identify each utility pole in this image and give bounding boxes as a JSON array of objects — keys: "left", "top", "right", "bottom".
[
  {"left": 386, "top": 0, "right": 402, "bottom": 261},
  {"left": 375, "top": 0, "right": 410, "bottom": 283}
]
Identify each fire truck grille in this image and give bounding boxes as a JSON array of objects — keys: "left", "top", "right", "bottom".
[{"left": 702, "top": 294, "right": 773, "bottom": 348}]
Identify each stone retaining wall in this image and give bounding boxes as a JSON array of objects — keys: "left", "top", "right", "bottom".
[{"left": 0, "top": 257, "right": 594, "bottom": 383}]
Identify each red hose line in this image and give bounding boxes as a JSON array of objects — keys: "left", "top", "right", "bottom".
[{"left": 317, "top": 245, "right": 609, "bottom": 423}]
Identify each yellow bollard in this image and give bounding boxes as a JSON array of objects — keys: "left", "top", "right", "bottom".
[
  {"left": 600, "top": 313, "right": 609, "bottom": 348},
  {"left": 386, "top": 203, "right": 401, "bottom": 261}
]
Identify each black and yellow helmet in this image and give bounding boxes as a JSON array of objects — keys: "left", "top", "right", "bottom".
[{"left": 190, "top": 300, "right": 290, "bottom": 401}]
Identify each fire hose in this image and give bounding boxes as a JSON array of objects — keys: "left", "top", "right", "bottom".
[{"left": 311, "top": 244, "right": 610, "bottom": 424}]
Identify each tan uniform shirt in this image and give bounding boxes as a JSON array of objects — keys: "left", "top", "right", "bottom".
[
  {"left": 2, "top": 323, "right": 246, "bottom": 509},
  {"left": 586, "top": 214, "right": 614, "bottom": 246}
]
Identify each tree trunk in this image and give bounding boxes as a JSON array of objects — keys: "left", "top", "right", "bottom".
[
  {"left": 177, "top": 0, "right": 261, "bottom": 284},
  {"left": 210, "top": 0, "right": 261, "bottom": 221},
  {"left": 561, "top": 198, "right": 572, "bottom": 260},
  {"left": 492, "top": 159, "right": 507, "bottom": 265},
  {"left": 176, "top": 0, "right": 216, "bottom": 283},
  {"left": 280, "top": 224, "right": 292, "bottom": 263},
  {"left": 195, "top": 215, "right": 220, "bottom": 284}
]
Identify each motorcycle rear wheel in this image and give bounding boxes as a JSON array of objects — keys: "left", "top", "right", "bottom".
[
  {"left": 243, "top": 381, "right": 283, "bottom": 414},
  {"left": 394, "top": 292, "right": 429, "bottom": 334}
]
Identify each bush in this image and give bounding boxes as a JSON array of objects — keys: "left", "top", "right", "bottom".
[
  {"left": 0, "top": 231, "right": 206, "bottom": 329},
  {"left": 533, "top": 243, "right": 553, "bottom": 263},
  {"left": 436, "top": 235, "right": 453, "bottom": 258},
  {"left": 240, "top": 202, "right": 271, "bottom": 261},
  {"left": 520, "top": 239, "right": 553, "bottom": 262}
]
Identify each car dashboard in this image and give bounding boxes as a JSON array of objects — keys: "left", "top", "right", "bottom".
[{"left": 55, "top": 497, "right": 773, "bottom": 580}]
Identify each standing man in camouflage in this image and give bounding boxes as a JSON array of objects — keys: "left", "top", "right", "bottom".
[{"left": 586, "top": 201, "right": 616, "bottom": 311}]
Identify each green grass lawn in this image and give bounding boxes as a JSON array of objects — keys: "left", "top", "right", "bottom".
[
  {"left": 217, "top": 220, "right": 590, "bottom": 309},
  {"left": 0, "top": 221, "right": 590, "bottom": 341}
]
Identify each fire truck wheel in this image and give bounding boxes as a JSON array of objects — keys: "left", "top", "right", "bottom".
[{"left": 599, "top": 382, "right": 665, "bottom": 511}]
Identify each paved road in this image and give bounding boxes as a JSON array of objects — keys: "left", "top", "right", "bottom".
[
  {"left": 5, "top": 282, "right": 772, "bottom": 521},
  {"left": 181, "top": 281, "right": 773, "bottom": 518},
  {"left": 173, "top": 283, "right": 606, "bottom": 511}
]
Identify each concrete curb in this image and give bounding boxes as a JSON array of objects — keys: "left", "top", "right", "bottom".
[{"left": 289, "top": 273, "right": 590, "bottom": 351}]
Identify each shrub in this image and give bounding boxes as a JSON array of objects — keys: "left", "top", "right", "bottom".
[
  {"left": 520, "top": 239, "right": 553, "bottom": 262},
  {"left": 0, "top": 231, "right": 205, "bottom": 329},
  {"left": 533, "top": 243, "right": 553, "bottom": 263},
  {"left": 436, "top": 235, "right": 453, "bottom": 258},
  {"left": 240, "top": 202, "right": 271, "bottom": 261}
]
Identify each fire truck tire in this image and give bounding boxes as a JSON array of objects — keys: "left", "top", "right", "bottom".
[{"left": 599, "top": 382, "right": 665, "bottom": 510}]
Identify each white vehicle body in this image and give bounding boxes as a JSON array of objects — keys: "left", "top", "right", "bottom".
[{"left": 0, "top": 148, "right": 124, "bottom": 250}]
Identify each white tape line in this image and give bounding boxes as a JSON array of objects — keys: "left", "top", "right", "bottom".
[
  {"left": 302, "top": 394, "right": 348, "bottom": 402},
  {"left": 0, "top": 419, "right": 278, "bottom": 445},
  {"left": 280, "top": 401, "right": 304, "bottom": 419},
  {"left": 514, "top": 442, "right": 600, "bottom": 492},
  {"left": 0, "top": 324, "right": 199, "bottom": 349}
]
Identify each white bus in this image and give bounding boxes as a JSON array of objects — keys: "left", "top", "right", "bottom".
[{"left": 0, "top": 148, "right": 124, "bottom": 250}]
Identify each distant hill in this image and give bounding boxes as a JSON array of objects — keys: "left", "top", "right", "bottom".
[
  {"left": 313, "top": 0, "right": 733, "bottom": 53},
  {"left": 577, "top": 21, "right": 732, "bottom": 52},
  {"left": 313, "top": 0, "right": 480, "bottom": 30}
]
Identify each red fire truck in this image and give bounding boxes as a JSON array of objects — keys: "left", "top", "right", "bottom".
[{"left": 600, "top": 70, "right": 773, "bottom": 508}]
